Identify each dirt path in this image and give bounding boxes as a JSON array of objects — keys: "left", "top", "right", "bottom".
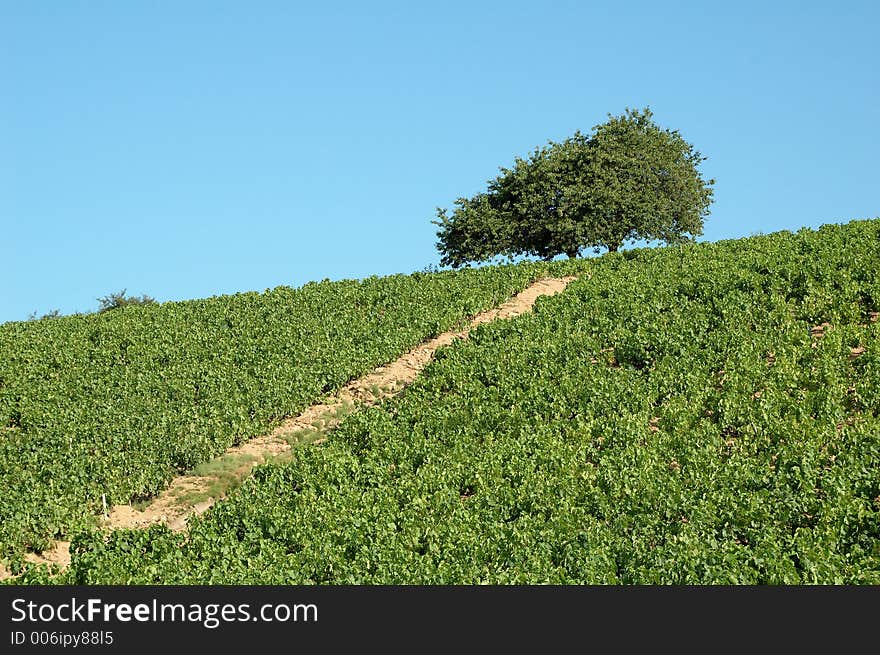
[{"left": 5, "top": 275, "right": 576, "bottom": 578}]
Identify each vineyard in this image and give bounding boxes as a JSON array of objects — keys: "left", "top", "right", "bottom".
[
  {"left": 0, "top": 264, "right": 553, "bottom": 564},
  {"left": 5, "top": 219, "right": 880, "bottom": 584}
]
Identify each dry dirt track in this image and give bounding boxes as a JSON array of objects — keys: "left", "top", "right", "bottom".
[{"left": 3, "top": 275, "right": 577, "bottom": 578}]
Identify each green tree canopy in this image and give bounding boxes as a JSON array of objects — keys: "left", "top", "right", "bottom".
[
  {"left": 97, "top": 289, "right": 156, "bottom": 313},
  {"left": 434, "top": 108, "right": 715, "bottom": 267}
]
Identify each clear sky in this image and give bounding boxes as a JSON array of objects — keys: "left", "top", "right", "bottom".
[{"left": 2, "top": 1, "right": 878, "bottom": 323}]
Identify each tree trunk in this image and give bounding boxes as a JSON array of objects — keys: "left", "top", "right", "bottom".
[
  {"left": 607, "top": 242, "right": 620, "bottom": 253},
  {"left": 565, "top": 249, "right": 579, "bottom": 259}
]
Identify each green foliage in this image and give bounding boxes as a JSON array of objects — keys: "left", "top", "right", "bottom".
[
  {"left": 435, "top": 107, "right": 715, "bottom": 266},
  {"left": 0, "top": 264, "right": 544, "bottom": 559},
  {"left": 54, "top": 218, "right": 879, "bottom": 585},
  {"left": 97, "top": 289, "right": 156, "bottom": 313},
  {"left": 27, "top": 309, "right": 62, "bottom": 321}
]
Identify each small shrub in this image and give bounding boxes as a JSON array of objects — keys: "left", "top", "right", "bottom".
[{"left": 97, "top": 289, "right": 156, "bottom": 313}]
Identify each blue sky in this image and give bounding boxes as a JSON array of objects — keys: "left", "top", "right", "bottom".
[{"left": 2, "top": 1, "right": 877, "bottom": 323}]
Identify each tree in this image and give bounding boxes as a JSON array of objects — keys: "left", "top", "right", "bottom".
[
  {"left": 434, "top": 108, "right": 715, "bottom": 266},
  {"left": 97, "top": 289, "right": 156, "bottom": 313}
]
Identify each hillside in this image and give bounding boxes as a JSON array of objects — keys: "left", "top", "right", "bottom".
[
  {"left": 5, "top": 218, "right": 880, "bottom": 584},
  {"left": 0, "top": 263, "right": 565, "bottom": 564}
]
